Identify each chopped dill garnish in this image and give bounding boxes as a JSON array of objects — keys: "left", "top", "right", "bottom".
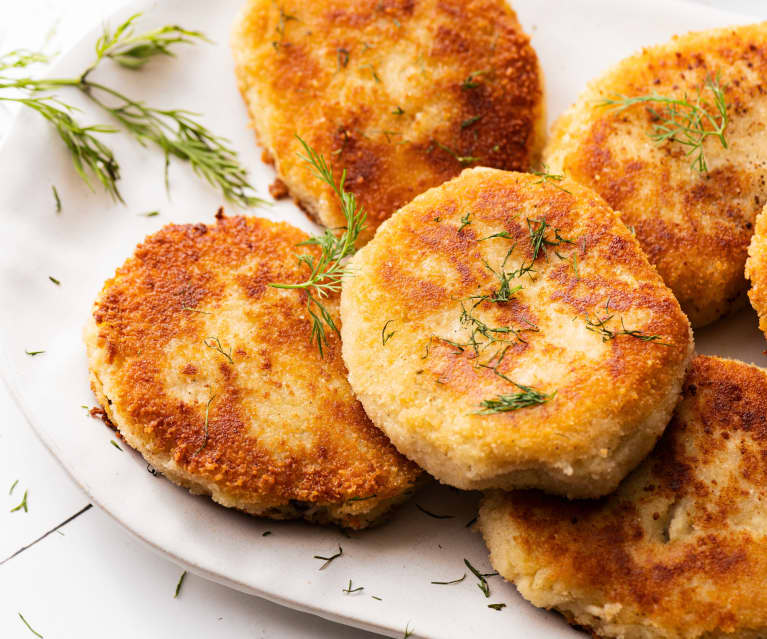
[
  {"left": 139, "top": 210, "right": 159, "bottom": 217},
  {"left": 527, "top": 218, "right": 573, "bottom": 264},
  {"left": 9, "top": 479, "right": 18, "bottom": 495},
  {"left": 270, "top": 136, "right": 366, "bottom": 357},
  {"left": 392, "top": 105, "right": 405, "bottom": 115},
  {"left": 531, "top": 166, "right": 570, "bottom": 193},
  {"left": 182, "top": 305, "right": 212, "bottom": 314},
  {"left": 458, "top": 212, "right": 472, "bottom": 233},
  {"left": 195, "top": 393, "right": 216, "bottom": 454},
  {"left": 464, "top": 559, "right": 498, "bottom": 598},
  {"left": 371, "top": 595, "right": 382, "bottom": 601},
  {"left": 10, "top": 489, "right": 28, "bottom": 513},
  {"left": 478, "top": 231, "right": 513, "bottom": 241},
  {"left": 174, "top": 570, "right": 187, "bottom": 598},
  {"left": 477, "top": 383, "right": 553, "bottom": 415},
  {"left": 360, "top": 63, "right": 381, "bottom": 83},
  {"left": 337, "top": 47, "right": 350, "bottom": 69},
  {"left": 314, "top": 545, "right": 343, "bottom": 570},
  {"left": 416, "top": 504, "right": 454, "bottom": 519},
  {"left": 18, "top": 613, "right": 43, "bottom": 638},
  {"left": 0, "top": 14, "right": 263, "bottom": 206},
  {"left": 403, "top": 623, "right": 414, "bottom": 639},
  {"left": 52, "top": 185, "right": 61, "bottom": 212},
  {"left": 48, "top": 275, "right": 60, "bottom": 285},
  {"left": 348, "top": 494, "right": 377, "bottom": 502},
  {"left": 431, "top": 573, "right": 466, "bottom": 585},
  {"left": 585, "top": 300, "right": 669, "bottom": 345},
  {"left": 461, "top": 114, "right": 483, "bottom": 129},
  {"left": 598, "top": 72, "right": 728, "bottom": 173},
  {"left": 342, "top": 580, "right": 364, "bottom": 594},
  {"left": 381, "top": 320, "right": 396, "bottom": 345},
  {"left": 461, "top": 69, "right": 489, "bottom": 89},
  {"left": 436, "top": 141, "right": 479, "bottom": 165},
  {"left": 25, "top": 349, "right": 45, "bottom": 356},
  {"left": 204, "top": 336, "right": 233, "bottom": 364},
  {"left": 110, "top": 439, "right": 123, "bottom": 451},
  {"left": 488, "top": 603, "right": 506, "bottom": 611},
  {"left": 262, "top": 530, "right": 272, "bottom": 536}
]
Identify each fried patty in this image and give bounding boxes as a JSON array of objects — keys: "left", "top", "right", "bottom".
[
  {"left": 84, "top": 213, "right": 420, "bottom": 529},
  {"left": 746, "top": 204, "right": 767, "bottom": 339},
  {"left": 340, "top": 168, "right": 693, "bottom": 498},
  {"left": 480, "top": 355, "right": 767, "bottom": 639},
  {"left": 231, "top": 0, "right": 545, "bottom": 243},
  {"left": 544, "top": 23, "right": 767, "bottom": 328}
]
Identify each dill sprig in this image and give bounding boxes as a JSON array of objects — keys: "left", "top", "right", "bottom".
[
  {"left": 488, "top": 603, "right": 506, "bottom": 611},
  {"left": 52, "top": 185, "right": 62, "bottom": 212},
  {"left": 598, "top": 73, "right": 728, "bottom": 173},
  {"left": 18, "top": 612, "right": 43, "bottom": 638},
  {"left": 531, "top": 166, "right": 570, "bottom": 193},
  {"left": 270, "top": 136, "right": 366, "bottom": 357},
  {"left": 0, "top": 13, "right": 263, "bottom": 206},
  {"left": 110, "top": 439, "right": 123, "bottom": 451},
  {"left": 464, "top": 559, "right": 498, "bottom": 598},
  {"left": 477, "top": 383, "right": 553, "bottom": 415},
  {"left": 431, "top": 574, "right": 466, "bottom": 585},
  {"left": 342, "top": 580, "right": 364, "bottom": 594},
  {"left": 174, "top": 570, "right": 187, "bottom": 598},
  {"left": 436, "top": 141, "right": 479, "bottom": 165},
  {"left": 204, "top": 336, "right": 233, "bottom": 364},
  {"left": 9, "top": 479, "right": 18, "bottom": 495},
  {"left": 585, "top": 300, "right": 669, "bottom": 345},
  {"left": 10, "top": 489, "right": 28, "bottom": 513},
  {"left": 416, "top": 504, "right": 454, "bottom": 519},
  {"left": 314, "top": 545, "right": 343, "bottom": 570},
  {"left": 382, "top": 320, "right": 396, "bottom": 345},
  {"left": 25, "top": 349, "right": 45, "bottom": 356}
]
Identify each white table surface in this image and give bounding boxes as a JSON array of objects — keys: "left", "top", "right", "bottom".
[{"left": 0, "top": 1, "right": 764, "bottom": 638}]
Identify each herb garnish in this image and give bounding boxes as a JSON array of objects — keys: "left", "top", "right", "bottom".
[
  {"left": 461, "top": 115, "right": 483, "bottom": 129},
  {"left": 392, "top": 106, "right": 405, "bottom": 115},
  {"left": 477, "top": 383, "right": 553, "bottom": 415},
  {"left": 48, "top": 276, "right": 60, "bottom": 285},
  {"left": 174, "top": 570, "right": 187, "bottom": 598},
  {"left": 0, "top": 14, "right": 263, "bottom": 205},
  {"left": 337, "top": 48, "right": 350, "bottom": 69},
  {"left": 479, "top": 231, "right": 513, "bottom": 241},
  {"left": 431, "top": 573, "right": 466, "bottom": 585},
  {"left": 464, "top": 559, "right": 498, "bottom": 598},
  {"left": 598, "top": 73, "right": 728, "bottom": 173},
  {"left": 381, "top": 320, "right": 396, "bottom": 345},
  {"left": 140, "top": 210, "right": 159, "bottom": 217},
  {"left": 371, "top": 595, "right": 382, "bottom": 601},
  {"left": 314, "top": 545, "right": 343, "bottom": 570},
  {"left": 9, "top": 479, "right": 19, "bottom": 495},
  {"left": 531, "top": 167, "right": 570, "bottom": 194},
  {"left": 18, "top": 613, "right": 43, "bottom": 638},
  {"left": 195, "top": 393, "right": 216, "bottom": 454},
  {"left": 416, "top": 504, "right": 454, "bottom": 519},
  {"left": 585, "top": 300, "right": 669, "bottom": 345},
  {"left": 458, "top": 212, "right": 472, "bottom": 233},
  {"left": 25, "top": 349, "right": 45, "bottom": 356},
  {"left": 270, "top": 136, "right": 366, "bottom": 356},
  {"left": 204, "top": 336, "right": 233, "bottom": 364},
  {"left": 360, "top": 63, "right": 381, "bottom": 83},
  {"left": 488, "top": 603, "right": 506, "bottom": 611},
  {"left": 436, "top": 142, "right": 479, "bottom": 165},
  {"left": 182, "top": 305, "right": 212, "bottom": 314},
  {"left": 342, "top": 579, "right": 364, "bottom": 594},
  {"left": 52, "top": 185, "right": 61, "bottom": 212},
  {"left": 110, "top": 439, "right": 123, "bottom": 451},
  {"left": 403, "top": 623, "right": 414, "bottom": 638},
  {"left": 461, "top": 70, "right": 489, "bottom": 89},
  {"left": 10, "top": 489, "right": 28, "bottom": 513}
]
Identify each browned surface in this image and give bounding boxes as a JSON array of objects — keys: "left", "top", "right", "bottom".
[
  {"left": 86, "top": 214, "right": 420, "bottom": 527},
  {"left": 482, "top": 355, "right": 767, "bottom": 638},
  {"left": 545, "top": 23, "right": 767, "bottom": 327},
  {"left": 232, "top": 0, "right": 544, "bottom": 242}
]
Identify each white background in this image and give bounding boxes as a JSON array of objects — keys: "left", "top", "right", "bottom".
[{"left": 0, "top": 1, "right": 763, "bottom": 638}]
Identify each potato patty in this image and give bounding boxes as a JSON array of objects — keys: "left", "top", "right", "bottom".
[
  {"left": 746, "top": 204, "right": 767, "bottom": 339},
  {"left": 545, "top": 23, "right": 767, "bottom": 327},
  {"left": 84, "top": 213, "right": 420, "bottom": 529},
  {"left": 340, "top": 168, "right": 693, "bottom": 498},
  {"left": 480, "top": 355, "right": 767, "bottom": 639},
  {"left": 231, "top": 0, "right": 545, "bottom": 243}
]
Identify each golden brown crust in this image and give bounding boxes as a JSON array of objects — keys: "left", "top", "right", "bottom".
[
  {"left": 231, "top": 0, "right": 545, "bottom": 242},
  {"left": 85, "top": 214, "right": 420, "bottom": 529},
  {"left": 341, "top": 168, "right": 692, "bottom": 497},
  {"left": 746, "top": 204, "right": 767, "bottom": 339},
  {"left": 545, "top": 23, "right": 767, "bottom": 327},
  {"left": 481, "top": 355, "right": 767, "bottom": 639}
]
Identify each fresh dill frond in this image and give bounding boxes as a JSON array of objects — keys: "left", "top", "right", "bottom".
[
  {"left": 381, "top": 320, "right": 396, "bottom": 345},
  {"left": 174, "top": 570, "right": 187, "bottom": 598},
  {"left": 342, "top": 580, "right": 364, "bottom": 594},
  {"left": 140, "top": 210, "right": 160, "bottom": 217},
  {"left": 464, "top": 559, "right": 498, "bottom": 598},
  {"left": 436, "top": 141, "right": 479, "bottom": 165},
  {"left": 18, "top": 612, "right": 43, "bottom": 638},
  {"left": 598, "top": 73, "right": 728, "bottom": 173},
  {"left": 461, "top": 69, "right": 489, "bottom": 89},
  {"left": 416, "top": 504, "right": 454, "bottom": 519},
  {"left": 262, "top": 530, "right": 272, "bottom": 536},
  {"left": 431, "top": 574, "right": 466, "bottom": 585},
  {"left": 204, "top": 336, "right": 233, "bottom": 364},
  {"left": 477, "top": 382, "right": 554, "bottom": 415},
  {"left": 91, "top": 13, "right": 209, "bottom": 71},
  {"left": 48, "top": 275, "right": 60, "bottom": 285},
  {"left": 25, "top": 349, "right": 45, "bottom": 356},
  {"left": 585, "top": 300, "right": 669, "bottom": 345},
  {"left": 531, "top": 166, "right": 570, "bottom": 193},
  {"left": 488, "top": 603, "right": 506, "bottom": 611},
  {"left": 110, "top": 439, "right": 122, "bottom": 451},
  {"left": 371, "top": 595, "right": 383, "bottom": 601},
  {"left": 337, "top": 48, "right": 350, "bottom": 69},
  {"left": 9, "top": 479, "right": 18, "bottom": 495},
  {"left": 51, "top": 185, "right": 61, "bottom": 212},
  {"left": 478, "top": 231, "right": 513, "bottom": 241},
  {"left": 10, "top": 489, "right": 28, "bottom": 513},
  {"left": 0, "top": 49, "right": 51, "bottom": 71},
  {"left": 458, "top": 211, "right": 472, "bottom": 233},
  {"left": 314, "top": 545, "right": 343, "bottom": 570},
  {"left": 270, "top": 136, "right": 366, "bottom": 357}
]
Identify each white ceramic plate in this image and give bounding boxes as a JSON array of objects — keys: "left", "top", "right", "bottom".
[{"left": 0, "top": 1, "right": 760, "bottom": 637}]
